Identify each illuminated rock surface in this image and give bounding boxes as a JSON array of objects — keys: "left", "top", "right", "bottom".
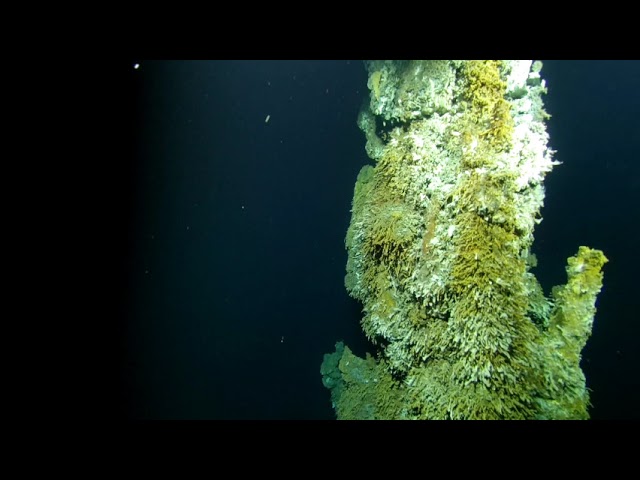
[{"left": 321, "top": 61, "right": 607, "bottom": 420}]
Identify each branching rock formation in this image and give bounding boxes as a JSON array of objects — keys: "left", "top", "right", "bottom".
[{"left": 322, "top": 60, "right": 607, "bottom": 420}]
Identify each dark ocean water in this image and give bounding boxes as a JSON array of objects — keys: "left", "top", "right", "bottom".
[{"left": 124, "top": 60, "right": 639, "bottom": 419}]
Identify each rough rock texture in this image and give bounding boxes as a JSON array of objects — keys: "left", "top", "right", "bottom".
[{"left": 322, "top": 61, "right": 607, "bottom": 419}]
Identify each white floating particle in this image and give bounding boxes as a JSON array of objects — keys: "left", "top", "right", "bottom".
[
  {"left": 265, "top": 114, "right": 270, "bottom": 123},
  {"left": 134, "top": 63, "right": 139, "bottom": 70}
]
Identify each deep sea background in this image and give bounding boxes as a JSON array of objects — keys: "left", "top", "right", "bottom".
[{"left": 122, "top": 60, "right": 639, "bottom": 419}]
